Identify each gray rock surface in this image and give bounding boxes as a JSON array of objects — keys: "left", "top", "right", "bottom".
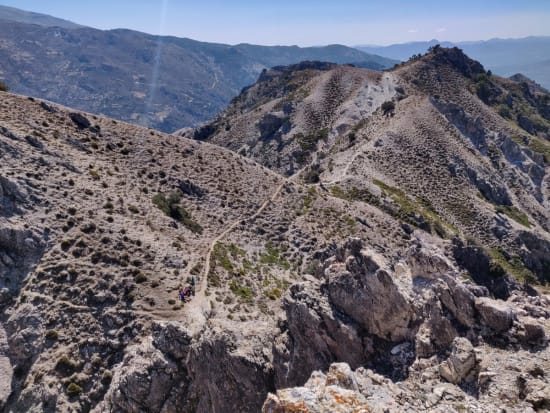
[
  {"left": 439, "top": 337, "right": 477, "bottom": 384},
  {"left": 0, "top": 326, "right": 13, "bottom": 409},
  {"left": 475, "top": 297, "right": 514, "bottom": 332}
]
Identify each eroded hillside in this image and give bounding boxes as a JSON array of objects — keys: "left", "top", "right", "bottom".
[
  {"left": 1, "top": 48, "right": 550, "bottom": 413},
  {"left": 191, "top": 49, "right": 550, "bottom": 289}
]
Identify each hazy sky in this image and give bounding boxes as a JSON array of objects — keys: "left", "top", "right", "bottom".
[{"left": 2, "top": 0, "right": 550, "bottom": 46}]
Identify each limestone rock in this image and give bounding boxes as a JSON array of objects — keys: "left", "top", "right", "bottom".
[
  {"left": 275, "top": 281, "right": 365, "bottom": 387},
  {"left": 152, "top": 321, "right": 192, "bottom": 361},
  {"left": 97, "top": 339, "right": 190, "bottom": 413},
  {"left": 516, "top": 316, "right": 546, "bottom": 343},
  {"left": 475, "top": 297, "right": 514, "bottom": 332},
  {"left": 437, "top": 276, "right": 476, "bottom": 328},
  {"left": 263, "top": 363, "right": 370, "bottom": 413},
  {"left": 327, "top": 251, "right": 413, "bottom": 341},
  {"left": 439, "top": 337, "right": 477, "bottom": 384}
]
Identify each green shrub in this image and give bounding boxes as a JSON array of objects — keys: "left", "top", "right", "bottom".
[
  {"left": 45, "top": 330, "right": 59, "bottom": 340},
  {"left": 0, "top": 81, "right": 8, "bottom": 92},
  {"left": 264, "top": 287, "right": 282, "bottom": 300},
  {"left": 495, "top": 205, "right": 531, "bottom": 228},
  {"left": 127, "top": 205, "right": 139, "bottom": 214},
  {"left": 381, "top": 100, "right": 395, "bottom": 115},
  {"left": 66, "top": 382, "right": 83, "bottom": 397},
  {"left": 134, "top": 272, "right": 147, "bottom": 283},
  {"left": 152, "top": 192, "right": 202, "bottom": 233},
  {"left": 55, "top": 355, "right": 77, "bottom": 375},
  {"left": 101, "top": 371, "right": 113, "bottom": 385},
  {"left": 229, "top": 280, "right": 254, "bottom": 301}
]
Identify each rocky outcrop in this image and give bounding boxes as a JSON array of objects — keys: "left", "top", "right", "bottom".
[
  {"left": 263, "top": 363, "right": 370, "bottom": 413},
  {"left": 188, "top": 325, "right": 276, "bottom": 413},
  {"left": 97, "top": 338, "right": 191, "bottom": 413},
  {"left": 0, "top": 175, "right": 29, "bottom": 216},
  {"left": 274, "top": 279, "right": 365, "bottom": 387},
  {"left": 439, "top": 337, "right": 477, "bottom": 384},
  {"left": 0, "top": 224, "right": 46, "bottom": 299},
  {"left": 326, "top": 245, "right": 413, "bottom": 342},
  {"left": 475, "top": 297, "right": 514, "bottom": 332}
]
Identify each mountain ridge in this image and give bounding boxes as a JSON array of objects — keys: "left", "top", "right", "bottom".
[
  {"left": 0, "top": 11, "right": 396, "bottom": 133},
  {"left": 0, "top": 5, "right": 84, "bottom": 29},
  {"left": 356, "top": 36, "right": 550, "bottom": 90}
]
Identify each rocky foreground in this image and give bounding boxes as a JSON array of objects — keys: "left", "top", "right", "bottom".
[{"left": 1, "top": 47, "right": 550, "bottom": 413}]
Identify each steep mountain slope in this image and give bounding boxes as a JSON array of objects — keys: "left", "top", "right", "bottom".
[
  {"left": 356, "top": 36, "right": 550, "bottom": 90},
  {"left": 0, "top": 5, "right": 84, "bottom": 29},
  {"left": 192, "top": 47, "right": 550, "bottom": 289},
  {"left": 0, "top": 16, "right": 395, "bottom": 133},
  {"left": 1, "top": 51, "right": 549, "bottom": 412}
]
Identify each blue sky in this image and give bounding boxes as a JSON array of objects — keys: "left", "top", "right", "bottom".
[{"left": 2, "top": 0, "right": 550, "bottom": 45}]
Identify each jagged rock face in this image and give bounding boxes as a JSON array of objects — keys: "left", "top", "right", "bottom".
[
  {"left": 268, "top": 238, "right": 550, "bottom": 412},
  {"left": 326, "top": 256, "right": 413, "bottom": 342},
  {"left": 274, "top": 280, "right": 365, "bottom": 387}
]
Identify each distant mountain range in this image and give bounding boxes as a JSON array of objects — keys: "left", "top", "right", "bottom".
[
  {"left": 0, "top": 5, "right": 84, "bottom": 29},
  {"left": 0, "top": 7, "right": 396, "bottom": 132},
  {"left": 356, "top": 37, "right": 550, "bottom": 90}
]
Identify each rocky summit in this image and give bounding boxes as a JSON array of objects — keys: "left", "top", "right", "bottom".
[{"left": 1, "top": 46, "right": 550, "bottom": 413}]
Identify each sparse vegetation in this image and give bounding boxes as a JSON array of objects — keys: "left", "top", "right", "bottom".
[
  {"left": 134, "top": 272, "right": 147, "bottom": 283},
  {"left": 127, "top": 204, "right": 140, "bottom": 214},
  {"left": 260, "top": 242, "right": 290, "bottom": 270},
  {"left": 264, "top": 287, "right": 282, "bottom": 300},
  {"left": 295, "top": 129, "right": 328, "bottom": 153},
  {"left": 66, "top": 382, "right": 83, "bottom": 397},
  {"left": 152, "top": 192, "right": 202, "bottom": 234},
  {"left": 88, "top": 169, "right": 100, "bottom": 180},
  {"left": 45, "top": 330, "right": 59, "bottom": 340},
  {"left": 495, "top": 205, "right": 531, "bottom": 228},
  {"left": 381, "top": 100, "right": 395, "bottom": 115},
  {"left": 373, "top": 180, "right": 456, "bottom": 237},
  {"left": 487, "top": 248, "right": 537, "bottom": 284},
  {"left": 55, "top": 355, "right": 77, "bottom": 375},
  {"left": 229, "top": 280, "right": 254, "bottom": 301}
]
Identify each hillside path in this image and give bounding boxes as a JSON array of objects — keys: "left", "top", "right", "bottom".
[{"left": 182, "top": 168, "right": 303, "bottom": 335}]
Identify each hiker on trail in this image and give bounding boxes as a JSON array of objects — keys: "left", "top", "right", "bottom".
[
  {"left": 183, "top": 286, "right": 191, "bottom": 302},
  {"left": 178, "top": 289, "right": 186, "bottom": 302},
  {"left": 190, "top": 276, "right": 195, "bottom": 287}
]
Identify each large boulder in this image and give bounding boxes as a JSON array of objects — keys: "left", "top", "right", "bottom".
[
  {"left": 263, "top": 363, "right": 370, "bottom": 413},
  {"left": 439, "top": 337, "right": 477, "bottom": 384},
  {"left": 437, "top": 276, "right": 476, "bottom": 328},
  {"left": 475, "top": 297, "right": 514, "bottom": 332},
  {"left": 326, "top": 248, "right": 413, "bottom": 342}
]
